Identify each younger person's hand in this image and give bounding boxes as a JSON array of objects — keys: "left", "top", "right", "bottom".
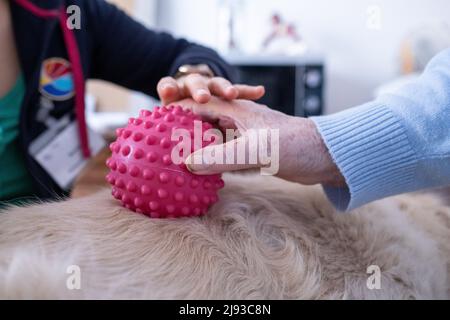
[
  {"left": 157, "top": 74, "right": 265, "bottom": 105},
  {"left": 179, "top": 97, "right": 345, "bottom": 187}
]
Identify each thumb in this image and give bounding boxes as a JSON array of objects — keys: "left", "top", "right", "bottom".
[{"left": 185, "top": 137, "right": 262, "bottom": 175}]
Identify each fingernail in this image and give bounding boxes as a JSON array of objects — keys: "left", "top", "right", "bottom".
[
  {"left": 162, "top": 83, "right": 175, "bottom": 90},
  {"left": 186, "top": 161, "right": 194, "bottom": 172},
  {"left": 185, "top": 154, "right": 214, "bottom": 174},
  {"left": 187, "top": 167, "right": 216, "bottom": 175},
  {"left": 186, "top": 162, "right": 209, "bottom": 175},
  {"left": 197, "top": 89, "right": 209, "bottom": 97},
  {"left": 185, "top": 154, "right": 198, "bottom": 172}
]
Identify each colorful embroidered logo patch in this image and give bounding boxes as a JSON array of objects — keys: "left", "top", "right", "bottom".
[{"left": 39, "top": 58, "right": 74, "bottom": 101}]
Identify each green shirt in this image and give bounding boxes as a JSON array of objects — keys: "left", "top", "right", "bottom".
[{"left": 0, "top": 75, "right": 35, "bottom": 203}]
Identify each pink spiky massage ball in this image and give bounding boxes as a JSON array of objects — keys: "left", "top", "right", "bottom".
[{"left": 106, "top": 106, "right": 224, "bottom": 219}]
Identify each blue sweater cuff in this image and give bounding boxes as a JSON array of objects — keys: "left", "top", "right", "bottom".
[{"left": 311, "top": 102, "right": 418, "bottom": 211}]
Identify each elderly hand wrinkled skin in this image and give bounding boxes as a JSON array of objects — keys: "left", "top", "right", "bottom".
[{"left": 178, "top": 97, "right": 345, "bottom": 187}]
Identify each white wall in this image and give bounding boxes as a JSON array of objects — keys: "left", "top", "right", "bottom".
[
  {"left": 156, "top": 0, "right": 450, "bottom": 113},
  {"left": 133, "top": 0, "right": 158, "bottom": 28}
]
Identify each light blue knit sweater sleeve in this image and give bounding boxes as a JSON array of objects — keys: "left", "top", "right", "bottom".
[{"left": 311, "top": 48, "right": 450, "bottom": 211}]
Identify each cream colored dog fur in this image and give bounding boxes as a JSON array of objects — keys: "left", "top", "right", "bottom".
[{"left": 0, "top": 173, "right": 449, "bottom": 299}]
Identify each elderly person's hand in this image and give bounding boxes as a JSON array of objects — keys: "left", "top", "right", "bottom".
[
  {"left": 157, "top": 74, "right": 265, "bottom": 105},
  {"left": 179, "top": 97, "right": 345, "bottom": 187}
]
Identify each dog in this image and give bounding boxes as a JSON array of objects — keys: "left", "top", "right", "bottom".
[{"left": 0, "top": 173, "right": 449, "bottom": 299}]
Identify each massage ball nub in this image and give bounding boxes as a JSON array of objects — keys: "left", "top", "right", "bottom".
[{"left": 106, "top": 106, "right": 224, "bottom": 218}]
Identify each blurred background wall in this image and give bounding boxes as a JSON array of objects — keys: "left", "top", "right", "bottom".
[
  {"left": 89, "top": 0, "right": 450, "bottom": 115},
  {"left": 156, "top": 0, "right": 450, "bottom": 113}
]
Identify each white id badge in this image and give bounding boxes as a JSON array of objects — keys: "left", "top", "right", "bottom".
[{"left": 29, "top": 118, "right": 106, "bottom": 190}]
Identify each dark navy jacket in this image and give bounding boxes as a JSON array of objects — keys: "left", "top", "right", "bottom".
[{"left": 10, "top": 0, "right": 235, "bottom": 199}]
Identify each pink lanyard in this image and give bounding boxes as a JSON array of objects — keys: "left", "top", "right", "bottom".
[{"left": 14, "top": 0, "right": 91, "bottom": 158}]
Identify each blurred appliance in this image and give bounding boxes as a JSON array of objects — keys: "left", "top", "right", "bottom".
[{"left": 227, "top": 54, "right": 325, "bottom": 117}]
